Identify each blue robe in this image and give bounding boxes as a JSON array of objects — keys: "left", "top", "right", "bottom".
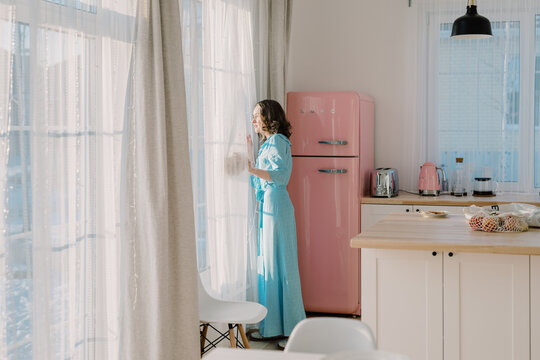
[{"left": 250, "top": 133, "right": 306, "bottom": 337}]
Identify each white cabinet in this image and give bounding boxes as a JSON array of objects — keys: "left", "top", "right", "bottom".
[
  {"left": 362, "top": 249, "right": 530, "bottom": 360},
  {"left": 443, "top": 252, "right": 529, "bottom": 360},
  {"left": 361, "top": 249, "right": 443, "bottom": 360},
  {"left": 361, "top": 204, "right": 413, "bottom": 231},
  {"left": 531, "top": 256, "right": 540, "bottom": 360}
]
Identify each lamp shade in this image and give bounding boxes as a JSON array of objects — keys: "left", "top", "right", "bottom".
[{"left": 451, "top": 4, "right": 492, "bottom": 39}]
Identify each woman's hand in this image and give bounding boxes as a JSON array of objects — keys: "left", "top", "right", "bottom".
[{"left": 246, "top": 134, "right": 271, "bottom": 181}]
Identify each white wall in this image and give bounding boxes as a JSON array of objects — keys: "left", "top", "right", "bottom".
[{"left": 287, "top": 0, "right": 422, "bottom": 191}]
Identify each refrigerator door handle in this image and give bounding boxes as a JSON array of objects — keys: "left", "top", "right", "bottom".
[
  {"left": 318, "top": 169, "right": 348, "bottom": 174},
  {"left": 318, "top": 140, "right": 348, "bottom": 145}
]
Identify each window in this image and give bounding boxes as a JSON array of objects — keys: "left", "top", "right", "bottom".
[
  {"left": 427, "top": 7, "right": 540, "bottom": 192},
  {"left": 2, "top": 1, "right": 135, "bottom": 358},
  {"left": 6, "top": 22, "right": 32, "bottom": 359}
]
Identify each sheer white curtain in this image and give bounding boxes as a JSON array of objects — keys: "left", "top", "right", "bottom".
[
  {"left": 0, "top": 4, "right": 15, "bottom": 357},
  {"left": 0, "top": 0, "right": 136, "bottom": 358},
  {"left": 181, "top": 0, "right": 290, "bottom": 302},
  {"left": 417, "top": 0, "right": 540, "bottom": 193},
  {"left": 181, "top": 0, "right": 258, "bottom": 301},
  {"left": 0, "top": 0, "right": 199, "bottom": 358}
]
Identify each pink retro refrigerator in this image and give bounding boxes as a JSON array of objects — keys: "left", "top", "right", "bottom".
[{"left": 287, "top": 91, "right": 374, "bottom": 315}]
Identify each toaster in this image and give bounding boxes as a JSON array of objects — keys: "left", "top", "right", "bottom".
[{"left": 370, "top": 168, "right": 399, "bottom": 197}]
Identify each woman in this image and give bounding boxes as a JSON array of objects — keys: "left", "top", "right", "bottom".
[{"left": 247, "top": 99, "right": 306, "bottom": 341}]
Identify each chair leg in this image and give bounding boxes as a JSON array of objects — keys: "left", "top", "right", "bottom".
[
  {"left": 200, "top": 324, "right": 208, "bottom": 355},
  {"left": 228, "top": 324, "right": 236, "bottom": 348},
  {"left": 238, "top": 324, "right": 250, "bottom": 349}
]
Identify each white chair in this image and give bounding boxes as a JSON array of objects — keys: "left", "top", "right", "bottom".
[
  {"left": 198, "top": 275, "right": 267, "bottom": 356},
  {"left": 284, "top": 317, "right": 376, "bottom": 354}
]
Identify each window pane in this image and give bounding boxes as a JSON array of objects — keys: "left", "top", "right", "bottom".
[
  {"left": 438, "top": 21, "right": 520, "bottom": 183},
  {"left": 39, "top": 27, "right": 97, "bottom": 358},
  {"left": 5, "top": 22, "right": 98, "bottom": 358},
  {"left": 6, "top": 23, "right": 33, "bottom": 360},
  {"left": 5, "top": 237, "right": 32, "bottom": 359},
  {"left": 43, "top": 0, "right": 97, "bottom": 14},
  {"left": 6, "top": 130, "right": 31, "bottom": 236},
  {"left": 535, "top": 15, "right": 540, "bottom": 188}
]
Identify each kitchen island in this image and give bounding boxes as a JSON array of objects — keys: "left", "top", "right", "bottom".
[{"left": 351, "top": 212, "right": 540, "bottom": 360}]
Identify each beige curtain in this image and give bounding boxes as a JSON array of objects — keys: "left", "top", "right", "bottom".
[
  {"left": 120, "top": 0, "right": 199, "bottom": 358},
  {"left": 255, "top": 0, "right": 291, "bottom": 105}
]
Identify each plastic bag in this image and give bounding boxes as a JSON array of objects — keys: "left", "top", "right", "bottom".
[
  {"left": 463, "top": 205, "right": 529, "bottom": 232},
  {"left": 487, "top": 203, "right": 540, "bottom": 228}
]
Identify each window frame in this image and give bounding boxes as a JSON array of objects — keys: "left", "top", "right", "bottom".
[{"left": 425, "top": 8, "right": 539, "bottom": 192}]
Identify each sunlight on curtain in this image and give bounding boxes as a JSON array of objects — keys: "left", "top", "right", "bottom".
[
  {"left": 417, "top": 0, "right": 540, "bottom": 193},
  {"left": 0, "top": 0, "right": 136, "bottom": 358},
  {"left": 181, "top": 0, "right": 258, "bottom": 301},
  {"left": 0, "top": 4, "right": 15, "bottom": 360}
]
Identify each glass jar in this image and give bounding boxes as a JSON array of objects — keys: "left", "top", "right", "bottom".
[{"left": 450, "top": 157, "right": 467, "bottom": 196}]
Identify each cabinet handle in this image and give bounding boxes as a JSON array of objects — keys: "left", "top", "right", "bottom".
[
  {"left": 318, "top": 140, "right": 348, "bottom": 145},
  {"left": 416, "top": 209, "right": 420, "bottom": 212},
  {"left": 406, "top": 209, "right": 410, "bottom": 212},
  {"left": 318, "top": 169, "right": 348, "bottom": 174},
  {"left": 432, "top": 251, "right": 437, "bottom": 256},
  {"left": 448, "top": 252, "right": 454, "bottom": 257}
]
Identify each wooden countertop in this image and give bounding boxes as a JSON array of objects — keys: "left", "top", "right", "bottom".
[
  {"left": 350, "top": 212, "right": 540, "bottom": 255},
  {"left": 361, "top": 192, "right": 540, "bottom": 207}
]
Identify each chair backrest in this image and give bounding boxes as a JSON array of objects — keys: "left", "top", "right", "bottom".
[
  {"left": 284, "top": 317, "right": 376, "bottom": 354},
  {"left": 197, "top": 273, "right": 268, "bottom": 325}
]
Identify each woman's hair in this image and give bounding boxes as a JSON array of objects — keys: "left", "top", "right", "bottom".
[{"left": 257, "top": 99, "right": 292, "bottom": 139}]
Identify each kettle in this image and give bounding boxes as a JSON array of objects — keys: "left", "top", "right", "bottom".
[{"left": 418, "top": 162, "right": 444, "bottom": 196}]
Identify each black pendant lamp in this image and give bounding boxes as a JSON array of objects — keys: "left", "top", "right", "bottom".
[{"left": 451, "top": 0, "right": 493, "bottom": 39}]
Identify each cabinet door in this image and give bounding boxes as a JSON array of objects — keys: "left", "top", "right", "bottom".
[
  {"left": 362, "top": 249, "right": 443, "bottom": 360},
  {"left": 444, "top": 252, "right": 529, "bottom": 360},
  {"left": 412, "top": 205, "right": 464, "bottom": 216},
  {"left": 361, "top": 204, "right": 413, "bottom": 231},
  {"left": 530, "top": 256, "right": 540, "bottom": 360}
]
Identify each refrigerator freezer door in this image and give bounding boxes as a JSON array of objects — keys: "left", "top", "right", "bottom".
[
  {"left": 287, "top": 91, "right": 368, "bottom": 157},
  {"left": 288, "top": 156, "right": 360, "bottom": 314}
]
